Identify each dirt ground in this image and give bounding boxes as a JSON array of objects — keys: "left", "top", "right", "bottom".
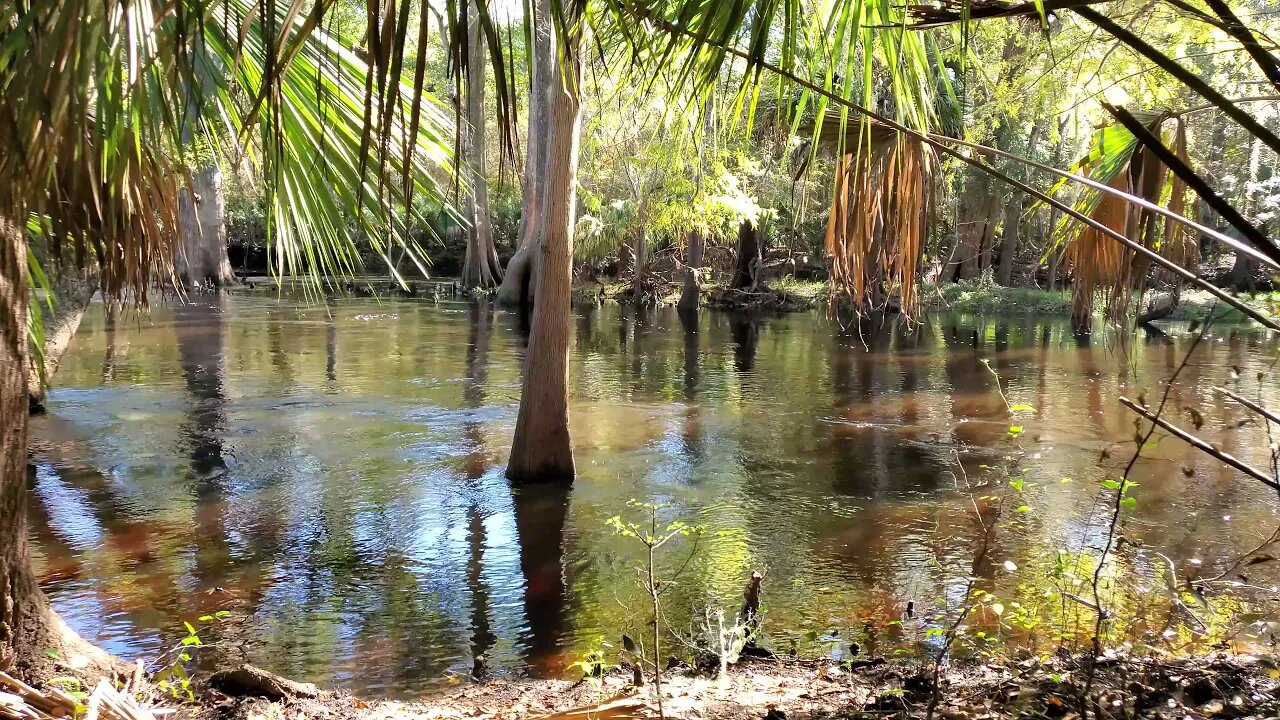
[{"left": 186, "top": 652, "right": 1280, "bottom": 720}]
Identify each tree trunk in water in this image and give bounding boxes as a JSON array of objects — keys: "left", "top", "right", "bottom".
[
  {"left": 496, "top": 0, "right": 552, "bottom": 308},
  {"left": 27, "top": 261, "right": 98, "bottom": 412},
  {"left": 1, "top": 217, "right": 117, "bottom": 680},
  {"left": 177, "top": 165, "right": 235, "bottom": 287},
  {"left": 630, "top": 232, "right": 648, "bottom": 291},
  {"left": 678, "top": 230, "right": 704, "bottom": 310},
  {"left": 506, "top": 25, "right": 581, "bottom": 485},
  {"left": 461, "top": 3, "right": 502, "bottom": 291},
  {"left": 512, "top": 484, "right": 569, "bottom": 674},
  {"left": 731, "top": 220, "right": 760, "bottom": 290}
]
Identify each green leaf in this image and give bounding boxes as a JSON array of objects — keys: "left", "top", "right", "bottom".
[
  {"left": 1121, "top": 496, "right": 1137, "bottom": 510},
  {"left": 1100, "top": 479, "right": 1122, "bottom": 491},
  {"left": 1015, "top": 505, "right": 1030, "bottom": 513},
  {"left": 180, "top": 636, "right": 202, "bottom": 646},
  {"left": 198, "top": 615, "right": 215, "bottom": 622},
  {"left": 183, "top": 621, "right": 196, "bottom": 635},
  {"left": 214, "top": 611, "right": 231, "bottom": 619},
  {"left": 1010, "top": 404, "right": 1036, "bottom": 412}
]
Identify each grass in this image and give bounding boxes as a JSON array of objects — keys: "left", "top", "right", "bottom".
[
  {"left": 767, "top": 277, "right": 829, "bottom": 303},
  {"left": 1169, "top": 289, "right": 1280, "bottom": 323},
  {"left": 924, "top": 280, "right": 1074, "bottom": 316}
]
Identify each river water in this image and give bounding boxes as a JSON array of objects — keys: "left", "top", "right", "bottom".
[{"left": 27, "top": 293, "right": 1280, "bottom": 696}]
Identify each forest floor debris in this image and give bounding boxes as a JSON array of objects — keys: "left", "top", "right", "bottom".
[{"left": 171, "top": 652, "right": 1280, "bottom": 720}]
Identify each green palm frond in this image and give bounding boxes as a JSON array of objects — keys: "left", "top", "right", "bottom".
[{"left": 204, "top": 0, "right": 460, "bottom": 287}]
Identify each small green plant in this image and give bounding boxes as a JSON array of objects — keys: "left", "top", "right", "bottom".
[
  {"left": 569, "top": 642, "right": 617, "bottom": 709},
  {"left": 47, "top": 677, "right": 88, "bottom": 718},
  {"left": 608, "top": 500, "right": 703, "bottom": 720},
  {"left": 150, "top": 611, "right": 231, "bottom": 702}
]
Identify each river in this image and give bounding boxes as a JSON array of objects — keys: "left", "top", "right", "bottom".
[{"left": 27, "top": 293, "right": 1280, "bottom": 696}]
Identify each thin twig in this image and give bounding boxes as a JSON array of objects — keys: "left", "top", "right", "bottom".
[{"left": 1082, "top": 304, "right": 1217, "bottom": 709}]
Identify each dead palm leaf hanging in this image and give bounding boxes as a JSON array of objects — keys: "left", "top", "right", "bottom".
[
  {"left": 1055, "top": 111, "right": 1203, "bottom": 324},
  {"left": 825, "top": 129, "right": 934, "bottom": 315}
]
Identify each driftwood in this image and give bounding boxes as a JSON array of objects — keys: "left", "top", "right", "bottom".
[
  {"left": 207, "top": 665, "right": 319, "bottom": 701},
  {"left": 0, "top": 673, "right": 156, "bottom": 720}
]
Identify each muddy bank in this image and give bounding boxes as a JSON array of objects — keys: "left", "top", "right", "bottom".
[{"left": 176, "top": 652, "right": 1280, "bottom": 720}]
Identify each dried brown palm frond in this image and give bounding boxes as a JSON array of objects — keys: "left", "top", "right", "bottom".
[
  {"left": 1155, "top": 119, "right": 1199, "bottom": 285},
  {"left": 825, "top": 132, "right": 934, "bottom": 316},
  {"left": 41, "top": 126, "right": 181, "bottom": 304},
  {"left": 1057, "top": 112, "right": 1212, "bottom": 325},
  {"left": 1065, "top": 170, "right": 1134, "bottom": 323}
]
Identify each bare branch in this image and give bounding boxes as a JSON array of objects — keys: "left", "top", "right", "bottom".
[{"left": 1120, "top": 397, "right": 1280, "bottom": 491}]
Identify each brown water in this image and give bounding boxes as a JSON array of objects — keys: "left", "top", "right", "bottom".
[{"left": 27, "top": 293, "right": 1280, "bottom": 696}]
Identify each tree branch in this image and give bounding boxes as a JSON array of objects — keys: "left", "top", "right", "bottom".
[
  {"left": 1215, "top": 386, "right": 1280, "bottom": 426},
  {"left": 1074, "top": 5, "right": 1280, "bottom": 157},
  {"left": 1119, "top": 397, "right": 1280, "bottom": 491}
]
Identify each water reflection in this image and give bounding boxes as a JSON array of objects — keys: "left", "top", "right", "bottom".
[
  {"left": 512, "top": 484, "right": 570, "bottom": 676},
  {"left": 28, "top": 295, "right": 1280, "bottom": 696}
]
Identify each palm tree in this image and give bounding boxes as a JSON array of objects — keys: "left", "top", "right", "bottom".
[
  {"left": 0, "top": 0, "right": 456, "bottom": 677},
  {"left": 3, "top": 0, "right": 1277, "bottom": 676}
]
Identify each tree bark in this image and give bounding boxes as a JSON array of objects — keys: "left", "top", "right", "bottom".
[
  {"left": 1, "top": 217, "right": 117, "bottom": 681},
  {"left": 461, "top": 2, "right": 502, "bottom": 291},
  {"left": 996, "top": 120, "right": 1044, "bottom": 287},
  {"left": 678, "top": 230, "right": 704, "bottom": 310},
  {"left": 731, "top": 220, "right": 760, "bottom": 290},
  {"left": 995, "top": 200, "right": 1022, "bottom": 286},
  {"left": 177, "top": 164, "right": 236, "bottom": 287},
  {"left": 506, "top": 21, "right": 581, "bottom": 485},
  {"left": 631, "top": 231, "right": 648, "bottom": 288},
  {"left": 496, "top": 0, "right": 552, "bottom": 308}
]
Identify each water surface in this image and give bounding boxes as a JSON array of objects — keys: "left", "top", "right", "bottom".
[{"left": 29, "top": 294, "right": 1280, "bottom": 696}]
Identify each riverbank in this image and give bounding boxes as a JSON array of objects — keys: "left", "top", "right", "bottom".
[
  {"left": 7, "top": 651, "right": 1269, "bottom": 720},
  {"left": 565, "top": 277, "right": 1279, "bottom": 325},
  {"left": 7, "top": 650, "right": 1277, "bottom": 720}
]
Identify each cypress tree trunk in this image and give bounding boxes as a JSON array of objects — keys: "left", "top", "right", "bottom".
[
  {"left": 731, "top": 220, "right": 760, "bottom": 290},
  {"left": 678, "top": 230, "right": 704, "bottom": 310},
  {"left": 995, "top": 201, "right": 1022, "bottom": 286},
  {"left": 177, "top": 165, "right": 236, "bottom": 287},
  {"left": 1, "top": 217, "right": 116, "bottom": 680},
  {"left": 496, "top": 0, "right": 552, "bottom": 308},
  {"left": 506, "top": 22, "right": 581, "bottom": 485},
  {"left": 461, "top": 2, "right": 502, "bottom": 291}
]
